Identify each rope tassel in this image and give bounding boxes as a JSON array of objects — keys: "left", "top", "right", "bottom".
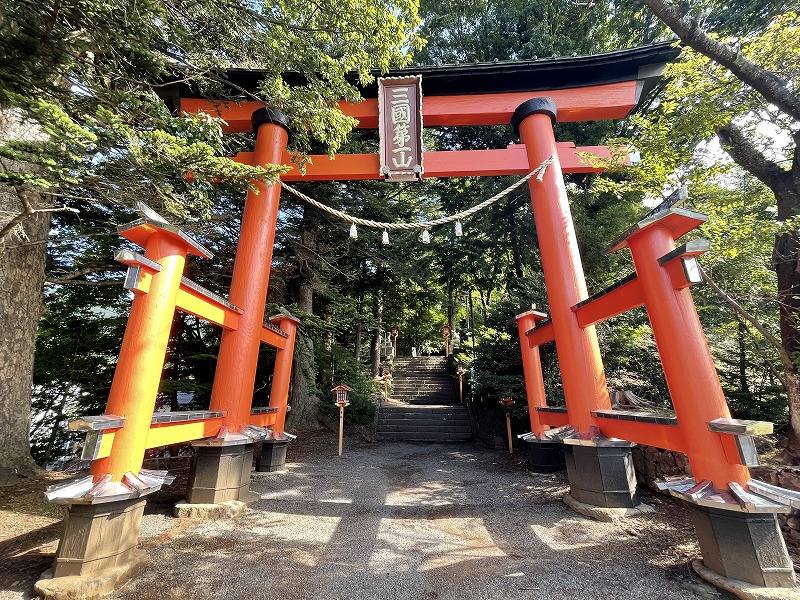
[
  {"left": 382, "top": 230, "right": 389, "bottom": 245},
  {"left": 349, "top": 223, "right": 358, "bottom": 239}
]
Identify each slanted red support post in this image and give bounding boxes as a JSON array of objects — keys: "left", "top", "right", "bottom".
[
  {"left": 512, "top": 99, "right": 611, "bottom": 431},
  {"left": 627, "top": 225, "right": 749, "bottom": 488},
  {"left": 515, "top": 310, "right": 549, "bottom": 435},
  {"left": 210, "top": 108, "right": 291, "bottom": 429},
  {"left": 91, "top": 233, "right": 187, "bottom": 481}
]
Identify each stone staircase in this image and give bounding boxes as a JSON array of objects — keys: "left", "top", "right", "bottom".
[
  {"left": 390, "top": 357, "right": 457, "bottom": 405},
  {"left": 376, "top": 357, "right": 471, "bottom": 442}
]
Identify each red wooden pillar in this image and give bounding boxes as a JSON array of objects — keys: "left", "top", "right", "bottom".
[
  {"left": 515, "top": 310, "right": 549, "bottom": 435},
  {"left": 627, "top": 224, "right": 749, "bottom": 487},
  {"left": 91, "top": 232, "right": 189, "bottom": 481},
  {"left": 269, "top": 314, "right": 300, "bottom": 436},
  {"left": 210, "top": 108, "right": 291, "bottom": 429},
  {"left": 512, "top": 99, "right": 611, "bottom": 433}
]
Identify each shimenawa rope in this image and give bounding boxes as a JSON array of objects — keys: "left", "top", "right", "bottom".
[{"left": 279, "top": 154, "right": 554, "bottom": 232}]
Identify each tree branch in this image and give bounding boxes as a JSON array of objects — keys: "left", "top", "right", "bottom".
[
  {"left": 716, "top": 122, "right": 792, "bottom": 195},
  {"left": 701, "top": 266, "right": 793, "bottom": 371},
  {"left": 43, "top": 279, "right": 124, "bottom": 287},
  {"left": 642, "top": 0, "right": 800, "bottom": 121},
  {"left": 0, "top": 187, "right": 80, "bottom": 241}
]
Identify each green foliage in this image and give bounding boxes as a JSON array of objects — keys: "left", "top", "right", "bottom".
[
  {"left": 612, "top": 13, "right": 799, "bottom": 196},
  {"left": 1, "top": 0, "right": 423, "bottom": 221},
  {"left": 317, "top": 346, "right": 378, "bottom": 427}
]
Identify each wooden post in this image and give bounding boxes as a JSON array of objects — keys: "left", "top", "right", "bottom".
[
  {"left": 458, "top": 373, "right": 463, "bottom": 404},
  {"left": 338, "top": 405, "right": 344, "bottom": 457},
  {"left": 515, "top": 310, "right": 550, "bottom": 435},
  {"left": 506, "top": 413, "right": 513, "bottom": 455}
]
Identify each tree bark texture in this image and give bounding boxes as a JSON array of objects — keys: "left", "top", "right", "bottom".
[
  {"left": 286, "top": 206, "right": 320, "bottom": 429},
  {"left": 0, "top": 189, "right": 48, "bottom": 484},
  {"left": 0, "top": 110, "right": 50, "bottom": 484},
  {"left": 369, "top": 289, "right": 383, "bottom": 376}
]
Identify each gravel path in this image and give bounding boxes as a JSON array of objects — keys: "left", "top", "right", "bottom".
[{"left": 118, "top": 430, "right": 728, "bottom": 600}]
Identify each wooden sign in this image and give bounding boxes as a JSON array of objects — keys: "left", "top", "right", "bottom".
[{"left": 378, "top": 76, "right": 423, "bottom": 182}]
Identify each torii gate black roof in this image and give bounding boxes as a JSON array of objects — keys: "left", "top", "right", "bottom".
[{"left": 165, "top": 42, "right": 680, "bottom": 109}]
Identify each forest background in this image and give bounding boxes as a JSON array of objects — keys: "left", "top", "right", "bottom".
[{"left": 1, "top": 0, "right": 798, "bottom": 480}]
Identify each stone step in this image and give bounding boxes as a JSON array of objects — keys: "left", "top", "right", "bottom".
[
  {"left": 377, "top": 416, "right": 470, "bottom": 426},
  {"left": 376, "top": 424, "right": 472, "bottom": 433},
  {"left": 377, "top": 431, "right": 471, "bottom": 442},
  {"left": 379, "top": 406, "right": 468, "bottom": 414},
  {"left": 392, "top": 381, "right": 454, "bottom": 387},
  {"left": 391, "top": 394, "right": 455, "bottom": 400}
]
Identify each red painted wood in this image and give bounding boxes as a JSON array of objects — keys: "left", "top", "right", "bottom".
[
  {"left": 518, "top": 111, "right": 611, "bottom": 433},
  {"left": 627, "top": 223, "right": 750, "bottom": 487},
  {"left": 573, "top": 277, "right": 645, "bottom": 328},
  {"left": 516, "top": 311, "right": 550, "bottom": 434},
  {"left": 209, "top": 122, "right": 289, "bottom": 430},
  {"left": 526, "top": 322, "right": 555, "bottom": 348},
  {"left": 180, "top": 81, "right": 638, "bottom": 132},
  {"left": 537, "top": 411, "right": 570, "bottom": 428},
  {"left": 593, "top": 418, "right": 688, "bottom": 454},
  {"left": 231, "top": 144, "right": 618, "bottom": 181}
]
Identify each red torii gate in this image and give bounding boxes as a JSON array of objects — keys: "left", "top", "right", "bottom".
[{"left": 38, "top": 42, "right": 798, "bottom": 598}]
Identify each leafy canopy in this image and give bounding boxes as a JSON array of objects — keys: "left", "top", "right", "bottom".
[{"left": 0, "top": 0, "right": 422, "bottom": 223}]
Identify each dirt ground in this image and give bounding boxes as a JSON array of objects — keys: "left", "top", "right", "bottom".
[{"left": 0, "top": 430, "right": 796, "bottom": 599}]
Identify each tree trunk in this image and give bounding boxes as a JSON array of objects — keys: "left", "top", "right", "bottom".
[
  {"left": 509, "top": 212, "right": 524, "bottom": 279},
  {"left": 737, "top": 321, "right": 749, "bottom": 395},
  {"left": 0, "top": 110, "right": 49, "bottom": 485},
  {"left": 0, "top": 192, "right": 48, "bottom": 484},
  {"left": 354, "top": 289, "right": 364, "bottom": 362},
  {"left": 369, "top": 289, "right": 383, "bottom": 376},
  {"left": 775, "top": 231, "right": 800, "bottom": 455},
  {"left": 286, "top": 206, "right": 320, "bottom": 429}
]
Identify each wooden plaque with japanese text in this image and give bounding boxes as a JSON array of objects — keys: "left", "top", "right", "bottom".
[{"left": 378, "top": 76, "right": 423, "bottom": 182}]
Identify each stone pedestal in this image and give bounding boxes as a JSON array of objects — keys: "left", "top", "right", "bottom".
[
  {"left": 525, "top": 439, "right": 565, "bottom": 473},
  {"left": 564, "top": 443, "right": 638, "bottom": 508},
  {"left": 255, "top": 439, "right": 289, "bottom": 472},
  {"left": 688, "top": 504, "right": 796, "bottom": 588},
  {"left": 185, "top": 442, "right": 254, "bottom": 504},
  {"left": 52, "top": 497, "right": 146, "bottom": 578}
]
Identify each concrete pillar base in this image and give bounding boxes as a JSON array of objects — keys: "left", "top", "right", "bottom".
[
  {"left": 185, "top": 442, "right": 254, "bottom": 505},
  {"left": 525, "top": 439, "right": 565, "bottom": 473},
  {"left": 33, "top": 550, "right": 149, "bottom": 600},
  {"left": 255, "top": 439, "right": 289, "bottom": 472},
  {"left": 34, "top": 549, "right": 148, "bottom": 600},
  {"left": 688, "top": 504, "right": 796, "bottom": 588},
  {"left": 174, "top": 491, "right": 261, "bottom": 519},
  {"left": 50, "top": 497, "right": 146, "bottom": 578},
  {"left": 564, "top": 443, "right": 639, "bottom": 508}
]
